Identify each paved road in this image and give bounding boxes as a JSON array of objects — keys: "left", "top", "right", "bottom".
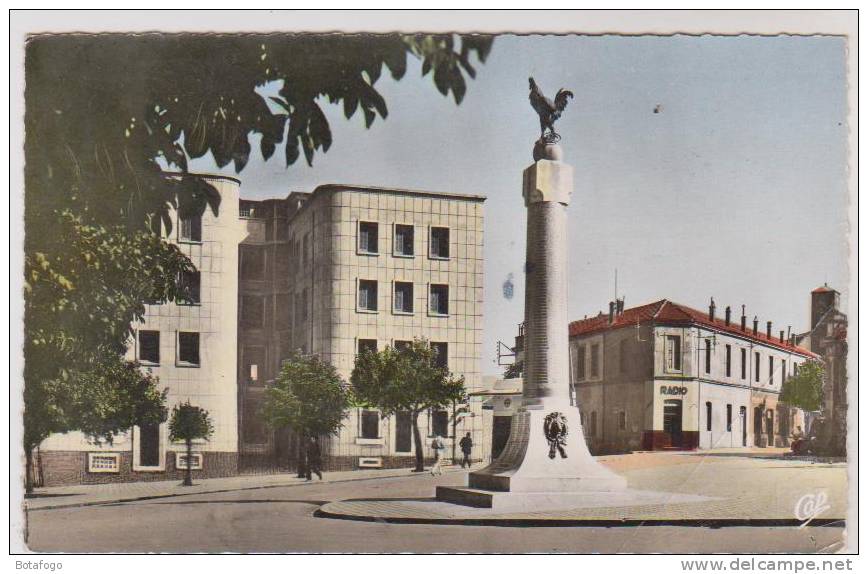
[{"left": 25, "top": 453, "right": 848, "bottom": 553}]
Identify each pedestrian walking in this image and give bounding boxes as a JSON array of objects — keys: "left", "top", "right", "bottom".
[
  {"left": 305, "top": 436, "right": 323, "bottom": 481},
  {"left": 430, "top": 434, "right": 445, "bottom": 476},
  {"left": 459, "top": 432, "right": 473, "bottom": 468}
]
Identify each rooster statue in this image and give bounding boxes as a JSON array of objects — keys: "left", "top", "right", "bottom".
[{"left": 528, "top": 77, "right": 574, "bottom": 143}]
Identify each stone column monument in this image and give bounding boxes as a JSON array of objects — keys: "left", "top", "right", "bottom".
[{"left": 437, "top": 78, "right": 626, "bottom": 509}]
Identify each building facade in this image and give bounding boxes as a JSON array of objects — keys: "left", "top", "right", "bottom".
[
  {"left": 37, "top": 175, "right": 244, "bottom": 485},
  {"left": 237, "top": 184, "right": 487, "bottom": 471},
  {"left": 796, "top": 284, "right": 848, "bottom": 455},
  {"left": 34, "top": 178, "right": 487, "bottom": 485},
  {"left": 567, "top": 299, "right": 816, "bottom": 454}
]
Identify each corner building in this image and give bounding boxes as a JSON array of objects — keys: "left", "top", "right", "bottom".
[
  {"left": 237, "top": 184, "right": 486, "bottom": 471},
  {"left": 568, "top": 299, "right": 817, "bottom": 454}
]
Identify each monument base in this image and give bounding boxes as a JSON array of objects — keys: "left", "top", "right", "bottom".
[{"left": 439, "top": 401, "right": 627, "bottom": 505}]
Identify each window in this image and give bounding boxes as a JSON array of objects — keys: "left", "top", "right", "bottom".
[
  {"left": 431, "top": 342, "right": 448, "bottom": 370},
  {"left": 88, "top": 453, "right": 120, "bottom": 473},
  {"left": 430, "top": 410, "right": 449, "bottom": 437},
  {"left": 666, "top": 335, "right": 682, "bottom": 371},
  {"left": 178, "top": 332, "right": 200, "bottom": 366},
  {"left": 704, "top": 339, "right": 712, "bottom": 374},
  {"left": 275, "top": 244, "right": 291, "bottom": 280},
  {"left": 138, "top": 330, "right": 160, "bottom": 364},
  {"left": 243, "top": 346, "right": 265, "bottom": 384},
  {"left": 301, "top": 288, "right": 309, "bottom": 322},
  {"left": 741, "top": 348, "right": 747, "bottom": 379},
  {"left": 575, "top": 345, "right": 586, "bottom": 380},
  {"left": 590, "top": 343, "right": 600, "bottom": 377},
  {"left": 394, "top": 340, "right": 412, "bottom": 353},
  {"left": 240, "top": 246, "right": 265, "bottom": 280},
  {"left": 360, "top": 410, "right": 380, "bottom": 439},
  {"left": 768, "top": 355, "right": 774, "bottom": 385},
  {"left": 618, "top": 411, "right": 627, "bottom": 431},
  {"left": 302, "top": 233, "right": 310, "bottom": 265},
  {"left": 618, "top": 339, "right": 628, "bottom": 374},
  {"left": 175, "top": 453, "right": 203, "bottom": 470},
  {"left": 179, "top": 214, "right": 202, "bottom": 242},
  {"left": 179, "top": 270, "right": 201, "bottom": 305},
  {"left": 429, "top": 284, "right": 449, "bottom": 315},
  {"left": 430, "top": 227, "right": 450, "bottom": 259},
  {"left": 358, "top": 280, "right": 378, "bottom": 312},
  {"left": 706, "top": 402, "right": 712, "bottom": 431},
  {"left": 358, "top": 221, "right": 379, "bottom": 254},
  {"left": 241, "top": 295, "right": 264, "bottom": 328},
  {"left": 394, "top": 224, "right": 414, "bottom": 256},
  {"left": 138, "top": 423, "right": 161, "bottom": 467},
  {"left": 755, "top": 352, "right": 761, "bottom": 382},
  {"left": 394, "top": 281, "right": 414, "bottom": 313},
  {"left": 725, "top": 344, "right": 732, "bottom": 377},
  {"left": 358, "top": 339, "right": 377, "bottom": 355},
  {"left": 726, "top": 404, "right": 733, "bottom": 432},
  {"left": 781, "top": 359, "right": 787, "bottom": 385}
]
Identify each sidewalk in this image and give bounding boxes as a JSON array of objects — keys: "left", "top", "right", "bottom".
[{"left": 24, "top": 464, "right": 477, "bottom": 511}]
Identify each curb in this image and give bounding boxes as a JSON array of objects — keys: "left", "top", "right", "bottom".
[
  {"left": 25, "top": 466, "right": 473, "bottom": 512},
  {"left": 313, "top": 508, "right": 847, "bottom": 528}
]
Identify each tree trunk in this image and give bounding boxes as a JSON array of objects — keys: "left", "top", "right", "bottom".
[
  {"left": 296, "top": 433, "right": 307, "bottom": 478},
  {"left": 182, "top": 438, "right": 193, "bottom": 486},
  {"left": 24, "top": 445, "right": 34, "bottom": 495},
  {"left": 411, "top": 411, "right": 424, "bottom": 472}
]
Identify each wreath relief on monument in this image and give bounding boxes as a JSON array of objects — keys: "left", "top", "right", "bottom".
[{"left": 543, "top": 412, "right": 569, "bottom": 459}]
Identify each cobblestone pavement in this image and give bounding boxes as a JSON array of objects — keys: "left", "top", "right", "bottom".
[{"left": 21, "top": 450, "right": 850, "bottom": 552}]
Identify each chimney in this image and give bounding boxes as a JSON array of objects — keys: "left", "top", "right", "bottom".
[
  {"left": 787, "top": 325, "right": 792, "bottom": 340},
  {"left": 766, "top": 321, "right": 772, "bottom": 339},
  {"left": 779, "top": 330, "right": 785, "bottom": 343},
  {"left": 608, "top": 301, "right": 615, "bottom": 324},
  {"left": 752, "top": 316, "right": 758, "bottom": 335},
  {"left": 741, "top": 305, "right": 747, "bottom": 331},
  {"left": 725, "top": 306, "right": 731, "bottom": 326},
  {"left": 708, "top": 297, "right": 716, "bottom": 322},
  {"left": 616, "top": 297, "right": 625, "bottom": 316}
]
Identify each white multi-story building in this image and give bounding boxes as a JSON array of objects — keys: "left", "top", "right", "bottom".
[
  {"left": 34, "top": 177, "right": 488, "bottom": 485},
  {"left": 237, "top": 184, "right": 487, "bottom": 471},
  {"left": 38, "top": 175, "right": 244, "bottom": 485},
  {"left": 567, "top": 298, "right": 818, "bottom": 454}
]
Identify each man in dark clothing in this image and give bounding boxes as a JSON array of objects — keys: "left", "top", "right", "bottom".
[
  {"left": 305, "top": 437, "right": 323, "bottom": 481},
  {"left": 459, "top": 432, "right": 473, "bottom": 468}
]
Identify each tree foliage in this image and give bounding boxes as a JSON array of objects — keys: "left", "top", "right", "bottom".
[
  {"left": 351, "top": 338, "right": 466, "bottom": 471},
  {"left": 261, "top": 354, "right": 352, "bottom": 439},
  {"left": 780, "top": 360, "right": 825, "bottom": 412},
  {"left": 168, "top": 402, "right": 214, "bottom": 486}
]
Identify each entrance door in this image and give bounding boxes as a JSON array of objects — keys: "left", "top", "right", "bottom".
[
  {"left": 754, "top": 407, "right": 764, "bottom": 447},
  {"left": 395, "top": 411, "right": 412, "bottom": 452},
  {"left": 740, "top": 406, "right": 747, "bottom": 447},
  {"left": 663, "top": 399, "right": 683, "bottom": 448},
  {"left": 765, "top": 411, "right": 775, "bottom": 447},
  {"left": 139, "top": 423, "right": 160, "bottom": 467},
  {"left": 491, "top": 416, "right": 512, "bottom": 460}
]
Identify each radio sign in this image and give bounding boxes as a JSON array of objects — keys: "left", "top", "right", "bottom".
[{"left": 660, "top": 385, "right": 688, "bottom": 395}]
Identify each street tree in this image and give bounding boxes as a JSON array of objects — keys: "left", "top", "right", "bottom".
[
  {"left": 780, "top": 360, "right": 825, "bottom": 413},
  {"left": 168, "top": 402, "right": 214, "bottom": 487},
  {"left": 351, "top": 338, "right": 466, "bottom": 472},
  {"left": 261, "top": 354, "right": 352, "bottom": 477},
  {"left": 23, "top": 34, "right": 492, "bottom": 483}
]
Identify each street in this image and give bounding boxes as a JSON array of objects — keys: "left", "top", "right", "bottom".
[{"left": 25, "top": 451, "right": 848, "bottom": 553}]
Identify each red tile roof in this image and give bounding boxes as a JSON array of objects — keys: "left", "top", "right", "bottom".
[
  {"left": 812, "top": 284, "right": 838, "bottom": 294},
  {"left": 569, "top": 299, "right": 817, "bottom": 358}
]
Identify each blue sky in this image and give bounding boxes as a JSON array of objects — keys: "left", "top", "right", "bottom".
[{"left": 191, "top": 34, "right": 849, "bottom": 376}]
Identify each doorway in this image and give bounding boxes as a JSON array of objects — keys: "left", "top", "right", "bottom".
[
  {"left": 754, "top": 406, "right": 764, "bottom": 446},
  {"left": 491, "top": 416, "right": 512, "bottom": 460},
  {"left": 740, "top": 406, "right": 747, "bottom": 447},
  {"left": 765, "top": 410, "right": 775, "bottom": 447},
  {"left": 395, "top": 411, "right": 412, "bottom": 453},
  {"left": 663, "top": 399, "right": 683, "bottom": 448}
]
